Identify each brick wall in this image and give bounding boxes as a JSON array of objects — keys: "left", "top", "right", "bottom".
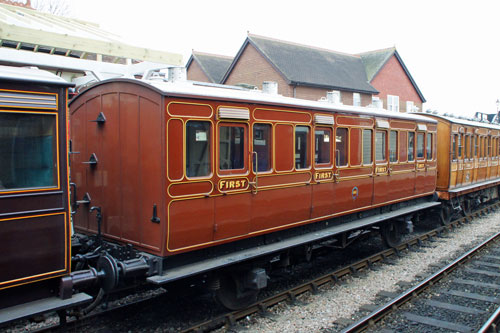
[
  {"left": 186, "top": 60, "right": 211, "bottom": 83},
  {"left": 224, "top": 44, "right": 293, "bottom": 97},
  {"left": 370, "top": 55, "right": 423, "bottom": 112}
]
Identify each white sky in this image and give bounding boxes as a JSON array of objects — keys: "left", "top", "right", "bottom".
[{"left": 66, "top": 0, "right": 499, "bottom": 117}]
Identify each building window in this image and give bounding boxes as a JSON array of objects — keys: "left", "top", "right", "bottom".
[
  {"left": 219, "top": 125, "right": 245, "bottom": 171},
  {"left": 406, "top": 101, "right": 414, "bottom": 112},
  {"left": 353, "top": 93, "right": 361, "bottom": 106},
  {"left": 253, "top": 124, "right": 272, "bottom": 172},
  {"left": 389, "top": 130, "right": 398, "bottom": 162},
  {"left": 336, "top": 128, "right": 348, "bottom": 166},
  {"left": 362, "top": 129, "right": 372, "bottom": 164},
  {"left": 0, "top": 112, "right": 57, "bottom": 190},
  {"left": 315, "top": 128, "right": 331, "bottom": 165},
  {"left": 186, "top": 121, "right": 211, "bottom": 177},
  {"left": 295, "top": 126, "right": 310, "bottom": 169},
  {"left": 387, "top": 95, "right": 399, "bottom": 112}
]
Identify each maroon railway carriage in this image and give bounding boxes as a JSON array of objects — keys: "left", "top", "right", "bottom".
[
  {"left": 69, "top": 76, "right": 439, "bottom": 308},
  {"left": 0, "top": 66, "right": 91, "bottom": 325}
]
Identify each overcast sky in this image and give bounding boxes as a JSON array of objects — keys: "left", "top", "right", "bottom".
[{"left": 67, "top": 0, "right": 499, "bottom": 117}]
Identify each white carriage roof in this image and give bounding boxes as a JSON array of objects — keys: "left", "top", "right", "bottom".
[
  {"left": 0, "top": 64, "right": 73, "bottom": 86},
  {"left": 418, "top": 112, "right": 500, "bottom": 130},
  {"left": 76, "top": 77, "right": 437, "bottom": 124}
]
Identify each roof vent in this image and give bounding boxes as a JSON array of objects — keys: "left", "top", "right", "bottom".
[
  {"left": 262, "top": 81, "right": 278, "bottom": 94},
  {"left": 168, "top": 67, "right": 187, "bottom": 82},
  {"left": 327, "top": 91, "right": 341, "bottom": 104}
]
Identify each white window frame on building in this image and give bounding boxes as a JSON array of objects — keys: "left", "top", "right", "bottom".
[
  {"left": 406, "top": 101, "right": 414, "bottom": 113},
  {"left": 387, "top": 95, "right": 399, "bottom": 112},
  {"left": 353, "top": 92, "right": 361, "bottom": 106}
]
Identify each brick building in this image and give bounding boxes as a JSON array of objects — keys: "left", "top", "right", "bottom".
[
  {"left": 186, "top": 51, "right": 233, "bottom": 83},
  {"left": 359, "top": 47, "right": 425, "bottom": 112},
  {"left": 219, "top": 34, "right": 425, "bottom": 112}
]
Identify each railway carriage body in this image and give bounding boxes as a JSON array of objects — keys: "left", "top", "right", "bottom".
[
  {"left": 0, "top": 66, "right": 91, "bottom": 319},
  {"left": 69, "top": 78, "right": 438, "bottom": 259},
  {"left": 425, "top": 114, "right": 500, "bottom": 217}
]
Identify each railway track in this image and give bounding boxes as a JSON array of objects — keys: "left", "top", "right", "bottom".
[
  {"left": 182, "top": 202, "right": 500, "bottom": 333},
  {"left": 342, "top": 210, "right": 500, "bottom": 332}
]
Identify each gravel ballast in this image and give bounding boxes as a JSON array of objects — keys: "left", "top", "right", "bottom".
[{"left": 227, "top": 211, "right": 500, "bottom": 332}]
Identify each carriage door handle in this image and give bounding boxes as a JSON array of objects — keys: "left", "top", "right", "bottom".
[{"left": 249, "top": 151, "right": 258, "bottom": 194}]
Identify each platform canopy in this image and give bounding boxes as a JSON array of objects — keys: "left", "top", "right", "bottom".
[{"left": 0, "top": 2, "right": 182, "bottom": 83}]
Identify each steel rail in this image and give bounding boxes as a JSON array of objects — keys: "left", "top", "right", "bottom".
[
  {"left": 182, "top": 201, "right": 500, "bottom": 333},
  {"left": 478, "top": 305, "right": 500, "bottom": 333},
  {"left": 342, "top": 202, "right": 500, "bottom": 333}
]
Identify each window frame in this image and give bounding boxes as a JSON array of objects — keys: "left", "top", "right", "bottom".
[
  {"left": 335, "top": 127, "right": 349, "bottom": 168},
  {"left": 389, "top": 130, "right": 398, "bottom": 163},
  {"left": 185, "top": 120, "right": 212, "bottom": 179},
  {"left": 0, "top": 110, "right": 60, "bottom": 193},
  {"left": 416, "top": 132, "right": 425, "bottom": 160},
  {"left": 217, "top": 122, "right": 248, "bottom": 176},
  {"left": 362, "top": 129, "right": 373, "bottom": 165},
  {"left": 314, "top": 127, "right": 333, "bottom": 168},
  {"left": 426, "top": 133, "right": 433, "bottom": 160},
  {"left": 252, "top": 123, "right": 273, "bottom": 173},
  {"left": 387, "top": 95, "right": 400, "bottom": 112},
  {"left": 294, "top": 125, "right": 311, "bottom": 170},
  {"left": 375, "top": 130, "right": 387, "bottom": 163},
  {"left": 408, "top": 131, "right": 415, "bottom": 162}
]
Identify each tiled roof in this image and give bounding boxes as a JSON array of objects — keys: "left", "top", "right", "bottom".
[
  {"left": 187, "top": 51, "right": 233, "bottom": 83},
  {"left": 224, "top": 34, "right": 378, "bottom": 94},
  {"left": 358, "top": 47, "right": 396, "bottom": 82}
]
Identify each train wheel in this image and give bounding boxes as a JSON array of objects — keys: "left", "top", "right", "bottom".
[
  {"left": 462, "top": 199, "right": 472, "bottom": 217},
  {"left": 380, "top": 220, "right": 401, "bottom": 248},
  {"left": 439, "top": 205, "right": 452, "bottom": 225},
  {"left": 215, "top": 274, "right": 259, "bottom": 310}
]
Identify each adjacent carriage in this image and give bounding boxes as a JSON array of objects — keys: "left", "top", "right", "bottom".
[
  {"left": 0, "top": 66, "right": 91, "bottom": 323},
  {"left": 424, "top": 113, "right": 500, "bottom": 222}
]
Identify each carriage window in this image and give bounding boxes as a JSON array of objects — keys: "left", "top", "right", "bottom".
[
  {"left": 474, "top": 135, "right": 478, "bottom": 157},
  {"left": 427, "top": 133, "right": 433, "bottom": 160},
  {"left": 480, "top": 137, "right": 484, "bottom": 158},
  {"left": 186, "top": 121, "right": 211, "bottom": 177},
  {"left": 315, "top": 128, "right": 332, "bottom": 165},
  {"left": 253, "top": 124, "right": 272, "bottom": 172},
  {"left": 295, "top": 126, "right": 310, "bottom": 169},
  {"left": 336, "top": 127, "right": 348, "bottom": 167},
  {"left": 389, "top": 130, "right": 398, "bottom": 162},
  {"left": 452, "top": 134, "right": 457, "bottom": 160},
  {"left": 465, "top": 135, "right": 471, "bottom": 159},
  {"left": 417, "top": 133, "right": 424, "bottom": 159},
  {"left": 363, "top": 129, "right": 372, "bottom": 164},
  {"left": 219, "top": 125, "right": 245, "bottom": 171},
  {"left": 0, "top": 112, "right": 57, "bottom": 191},
  {"left": 408, "top": 132, "right": 415, "bottom": 162},
  {"left": 458, "top": 134, "right": 463, "bottom": 158},
  {"left": 375, "top": 130, "right": 386, "bottom": 162}
]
